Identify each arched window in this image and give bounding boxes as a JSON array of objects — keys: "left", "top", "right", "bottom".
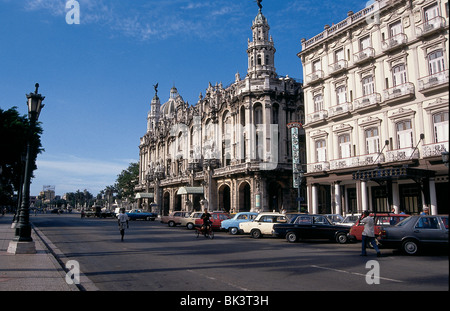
[
  {"left": 392, "top": 64, "right": 407, "bottom": 86},
  {"left": 362, "top": 75, "right": 374, "bottom": 96},
  {"left": 396, "top": 120, "right": 413, "bottom": 149},
  {"left": 433, "top": 111, "right": 449, "bottom": 143},
  {"left": 428, "top": 50, "right": 445, "bottom": 74},
  {"left": 313, "top": 94, "right": 324, "bottom": 112},
  {"left": 338, "top": 134, "right": 351, "bottom": 158},
  {"left": 365, "top": 127, "right": 380, "bottom": 154},
  {"left": 336, "top": 86, "right": 347, "bottom": 105},
  {"left": 272, "top": 103, "right": 279, "bottom": 124},
  {"left": 316, "top": 139, "right": 327, "bottom": 162},
  {"left": 254, "top": 103, "right": 263, "bottom": 125}
]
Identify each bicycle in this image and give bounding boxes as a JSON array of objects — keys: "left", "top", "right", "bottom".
[{"left": 195, "top": 223, "right": 214, "bottom": 239}]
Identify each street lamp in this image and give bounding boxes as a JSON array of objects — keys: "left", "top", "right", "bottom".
[
  {"left": 442, "top": 151, "right": 449, "bottom": 167},
  {"left": 8, "top": 83, "right": 45, "bottom": 254}
]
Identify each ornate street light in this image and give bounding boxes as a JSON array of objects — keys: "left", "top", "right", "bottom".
[
  {"left": 8, "top": 83, "right": 45, "bottom": 254},
  {"left": 442, "top": 151, "right": 449, "bottom": 167}
]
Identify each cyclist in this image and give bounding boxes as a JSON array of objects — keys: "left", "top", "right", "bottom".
[{"left": 200, "top": 208, "right": 212, "bottom": 236}]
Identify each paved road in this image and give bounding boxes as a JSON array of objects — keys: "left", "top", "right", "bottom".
[{"left": 30, "top": 213, "right": 448, "bottom": 293}]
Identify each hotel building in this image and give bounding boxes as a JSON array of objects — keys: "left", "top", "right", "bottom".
[{"left": 298, "top": 0, "right": 449, "bottom": 215}]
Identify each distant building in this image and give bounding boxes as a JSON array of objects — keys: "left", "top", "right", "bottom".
[
  {"left": 298, "top": 0, "right": 449, "bottom": 215},
  {"left": 136, "top": 8, "right": 305, "bottom": 215}
]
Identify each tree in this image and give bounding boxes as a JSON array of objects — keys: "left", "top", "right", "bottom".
[
  {"left": 0, "top": 107, "right": 43, "bottom": 207},
  {"left": 115, "top": 162, "right": 139, "bottom": 203}
]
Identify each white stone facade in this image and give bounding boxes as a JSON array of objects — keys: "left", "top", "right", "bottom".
[
  {"left": 136, "top": 9, "right": 304, "bottom": 215},
  {"left": 298, "top": 0, "right": 449, "bottom": 215}
]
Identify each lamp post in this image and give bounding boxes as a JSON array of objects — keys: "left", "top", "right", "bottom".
[
  {"left": 442, "top": 151, "right": 449, "bottom": 167},
  {"left": 8, "top": 83, "right": 45, "bottom": 254}
]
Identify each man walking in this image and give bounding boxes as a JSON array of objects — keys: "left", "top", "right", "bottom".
[
  {"left": 117, "top": 208, "right": 129, "bottom": 242},
  {"left": 360, "top": 210, "right": 381, "bottom": 257}
]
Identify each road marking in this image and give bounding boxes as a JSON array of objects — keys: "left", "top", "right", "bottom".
[
  {"left": 187, "top": 269, "right": 251, "bottom": 291},
  {"left": 310, "top": 265, "right": 404, "bottom": 283}
]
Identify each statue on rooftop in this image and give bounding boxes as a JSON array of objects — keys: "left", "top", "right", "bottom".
[{"left": 256, "top": 0, "right": 262, "bottom": 11}]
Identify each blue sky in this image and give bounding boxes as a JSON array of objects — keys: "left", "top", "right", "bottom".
[{"left": 0, "top": 0, "right": 367, "bottom": 196}]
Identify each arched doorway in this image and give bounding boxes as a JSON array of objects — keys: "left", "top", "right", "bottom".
[
  {"left": 218, "top": 184, "right": 231, "bottom": 212},
  {"left": 238, "top": 182, "right": 251, "bottom": 212},
  {"left": 163, "top": 192, "right": 170, "bottom": 216}
]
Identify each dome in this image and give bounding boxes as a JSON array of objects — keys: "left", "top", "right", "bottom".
[{"left": 160, "top": 86, "right": 184, "bottom": 118}]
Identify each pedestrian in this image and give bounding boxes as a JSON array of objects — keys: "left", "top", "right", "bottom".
[
  {"left": 360, "top": 210, "right": 381, "bottom": 257},
  {"left": 117, "top": 208, "right": 129, "bottom": 241},
  {"left": 420, "top": 207, "right": 429, "bottom": 215}
]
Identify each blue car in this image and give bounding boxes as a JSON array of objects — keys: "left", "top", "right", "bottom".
[
  {"left": 126, "top": 209, "right": 157, "bottom": 221},
  {"left": 220, "top": 212, "right": 258, "bottom": 234}
]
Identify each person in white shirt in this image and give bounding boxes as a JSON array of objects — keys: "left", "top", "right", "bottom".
[
  {"left": 360, "top": 210, "right": 381, "bottom": 257},
  {"left": 117, "top": 208, "right": 129, "bottom": 242}
]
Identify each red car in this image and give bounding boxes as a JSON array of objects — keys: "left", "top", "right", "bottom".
[
  {"left": 194, "top": 211, "right": 231, "bottom": 230},
  {"left": 348, "top": 213, "right": 410, "bottom": 241}
]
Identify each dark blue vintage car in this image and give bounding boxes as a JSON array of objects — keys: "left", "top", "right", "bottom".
[
  {"left": 272, "top": 214, "right": 350, "bottom": 244},
  {"left": 126, "top": 209, "right": 157, "bottom": 221}
]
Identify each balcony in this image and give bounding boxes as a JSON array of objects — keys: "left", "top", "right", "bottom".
[
  {"left": 421, "top": 141, "right": 449, "bottom": 158},
  {"left": 353, "top": 93, "right": 381, "bottom": 111},
  {"left": 307, "top": 161, "right": 330, "bottom": 173},
  {"left": 383, "top": 82, "right": 415, "bottom": 104},
  {"left": 416, "top": 16, "right": 446, "bottom": 37},
  {"left": 306, "top": 70, "right": 324, "bottom": 85},
  {"left": 418, "top": 70, "right": 449, "bottom": 94},
  {"left": 307, "top": 110, "right": 328, "bottom": 123},
  {"left": 329, "top": 156, "right": 360, "bottom": 170},
  {"left": 328, "top": 59, "right": 348, "bottom": 75},
  {"left": 381, "top": 33, "right": 407, "bottom": 52},
  {"left": 385, "top": 147, "right": 419, "bottom": 163},
  {"left": 353, "top": 47, "right": 375, "bottom": 64},
  {"left": 328, "top": 102, "right": 352, "bottom": 118}
]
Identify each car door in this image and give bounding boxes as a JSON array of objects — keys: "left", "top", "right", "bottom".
[
  {"left": 312, "top": 216, "right": 331, "bottom": 239},
  {"left": 413, "top": 216, "right": 445, "bottom": 244}
]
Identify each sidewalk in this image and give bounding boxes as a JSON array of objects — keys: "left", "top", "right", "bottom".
[{"left": 0, "top": 215, "right": 80, "bottom": 291}]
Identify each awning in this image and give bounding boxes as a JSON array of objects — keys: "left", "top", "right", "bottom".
[
  {"left": 135, "top": 192, "right": 154, "bottom": 199},
  {"left": 177, "top": 187, "right": 204, "bottom": 195}
]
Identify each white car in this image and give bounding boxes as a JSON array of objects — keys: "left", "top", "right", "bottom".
[
  {"left": 179, "top": 211, "right": 203, "bottom": 230},
  {"left": 239, "top": 212, "right": 288, "bottom": 238},
  {"left": 338, "top": 214, "right": 361, "bottom": 227}
]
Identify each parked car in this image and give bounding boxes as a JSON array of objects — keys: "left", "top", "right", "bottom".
[
  {"left": 338, "top": 214, "right": 361, "bottom": 227},
  {"left": 379, "top": 215, "right": 448, "bottom": 255},
  {"left": 239, "top": 212, "right": 288, "bottom": 238},
  {"left": 273, "top": 214, "right": 350, "bottom": 243},
  {"left": 161, "top": 211, "right": 191, "bottom": 227},
  {"left": 348, "top": 213, "right": 410, "bottom": 241},
  {"left": 220, "top": 212, "right": 258, "bottom": 234},
  {"left": 126, "top": 209, "right": 157, "bottom": 221},
  {"left": 194, "top": 211, "right": 231, "bottom": 230},
  {"left": 324, "top": 214, "right": 344, "bottom": 224},
  {"left": 179, "top": 211, "right": 204, "bottom": 230}
]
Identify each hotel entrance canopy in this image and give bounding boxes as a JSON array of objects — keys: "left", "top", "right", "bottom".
[
  {"left": 177, "top": 187, "right": 204, "bottom": 195},
  {"left": 135, "top": 193, "right": 154, "bottom": 199}
]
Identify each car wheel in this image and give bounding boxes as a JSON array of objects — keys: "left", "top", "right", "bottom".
[
  {"left": 402, "top": 239, "right": 419, "bottom": 255},
  {"left": 186, "top": 223, "right": 194, "bottom": 230},
  {"left": 336, "top": 232, "right": 348, "bottom": 244},
  {"left": 286, "top": 232, "right": 298, "bottom": 243},
  {"left": 229, "top": 227, "right": 238, "bottom": 235},
  {"left": 251, "top": 229, "right": 262, "bottom": 239},
  {"left": 168, "top": 221, "right": 175, "bottom": 227}
]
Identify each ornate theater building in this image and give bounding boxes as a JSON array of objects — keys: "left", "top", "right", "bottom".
[{"left": 135, "top": 7, "right": 305, "bottom": 215}]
